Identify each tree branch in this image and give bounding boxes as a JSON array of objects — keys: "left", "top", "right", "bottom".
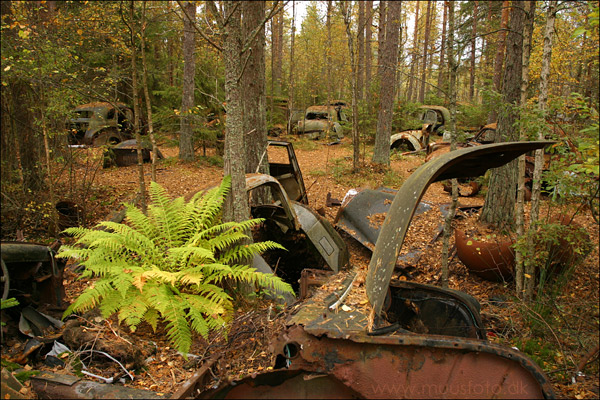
[
  {"left": 176, "top": 0, "right": 223, "bottom": 52},
  {"left": 241, "top": 1, "right": 288, "bottom": 54}
]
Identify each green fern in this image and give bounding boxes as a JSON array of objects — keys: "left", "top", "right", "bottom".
[{"left": 58, "top": 176, "right": 293, "bottom": 355}]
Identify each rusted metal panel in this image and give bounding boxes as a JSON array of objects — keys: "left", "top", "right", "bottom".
[
  {"left": 1, "top": 241, "right": 66, "bottom": 308},
  {"left": 366, "top": 141, "right": 554, "bottom": 315},
  {"left": 262, "top": 325, "right": 555, "bottom": 399},
  {"left": 31, "top": 371, "right": 165, "bottom": 399},
  {"left": 455, "top": 229, "right": 515, "bottom": 281},
  {"left": 334, "top": 188, "right": 448, "bottom": 258}
]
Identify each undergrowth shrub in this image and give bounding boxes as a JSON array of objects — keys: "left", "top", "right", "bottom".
[{"left": 58, "top": 176, "right": 293, "bottom": 354}]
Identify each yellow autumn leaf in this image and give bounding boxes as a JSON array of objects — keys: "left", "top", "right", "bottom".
[
  {"left": 524, "top": 273, "right": 532, "bottom": 279},
  {"left": 466, "top": 240, "right": 473, "bottom": 246}
]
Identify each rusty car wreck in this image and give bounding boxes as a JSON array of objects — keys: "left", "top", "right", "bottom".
[
  {"left": 198, "top": 141, "right": 556, "bottom": 399},
  {"left": 390, "top": 105, "right": 452, "bottom": 153},
  {"left": 68, "top": 102, "right": 143, "bottom": 146},
  {"left": 22, "top": 141, "right": 559, "bottom": 399},
  {"left": 295, "top": 105, "right": 347, "bottom": 140}
]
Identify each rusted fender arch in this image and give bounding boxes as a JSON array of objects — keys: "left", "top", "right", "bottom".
[{"left": 366, "top": 141, "right": 554, "bottom": 315}]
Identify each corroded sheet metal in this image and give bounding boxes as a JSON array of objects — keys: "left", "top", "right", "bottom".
[
  {"left": 335, "top": 188, "right": 449, "bottom": 263},
  {"left": 201, "top": 369, "right": 361, "bottom": 399},
  {"left": 366, "top": 141, "right": 553, "bottom": 315},
  {"left": 455, "top": 229, "right": 515, "bottom": 281},
  {"left": 263, "top": 325, "right": 555, "bottom": 399}
]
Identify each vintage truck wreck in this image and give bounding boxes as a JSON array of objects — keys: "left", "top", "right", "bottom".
[
  {"left": 68, "top": 102, "right": 142, "bottom": 146},
  {"left": 197, "top": 141, "right": 556, "bottom": 399}
]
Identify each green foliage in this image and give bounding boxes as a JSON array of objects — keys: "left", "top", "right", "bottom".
[
  {"left": 513, "top": 218, "right": 591, "bottom": 298},
  {"left": 58, "top": 177, "right": 293, "bottom": 355},
  {"left": 392, "top": 102, "right": 423, "bottom": 131},
  {"left": 456, "top": 103, "right": 488, "bottom": 129},
  {"left": 0, "top": 297, "right": 19, "bottom": 310}
]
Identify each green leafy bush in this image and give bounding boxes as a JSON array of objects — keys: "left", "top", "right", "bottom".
[{"left": 58, "top": 176, "right": 293, "bottom": 354}]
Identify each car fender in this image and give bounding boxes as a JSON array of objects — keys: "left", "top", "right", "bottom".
[{"left": 390, "top": 130, "right": 423, "bottom": 151}]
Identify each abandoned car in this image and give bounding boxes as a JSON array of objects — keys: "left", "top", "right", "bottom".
[
  {"left": 295, "top": 105, "right": 347, "bottom": 140},
  {"left": 200, "top": 141, "right": 557, "bottom": 399},
  {"left": 390, "top": 105, "right": 451, "bottom": 152},
  {"left": 67, "top": 102, "right": 143, "bottom": 146}
]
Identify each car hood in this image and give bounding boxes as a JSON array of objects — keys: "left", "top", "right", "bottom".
[{"left": 366, "top": 141, "right": 554, "bottom": 314}]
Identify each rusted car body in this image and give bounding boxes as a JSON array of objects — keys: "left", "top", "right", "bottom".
[
  {"left": 102, "top": 139, "right": 164, "bottom": 168},
  {"left": 246, "top": 173, "right": 349, "bottom": 296},
  {"left": 426, "top": 122, "right": 497, "bottom": 158},
  {"left": 202, "top": 141, "right": 556, "bottom": 399},
  {"left": 266, "top": 140, "right": 308, "bottom": 204},
  {"left": 295, "top": 105, "right": 347, "bottom": 140},
  {"left": 68, "top": 102, "right": 140, "bottom": 146},
  {"left": 0, "top": 241, "right": 65, "bottom": 308},
  {"left": 390, "top": 105, "right": 451, "bottom": 152}
]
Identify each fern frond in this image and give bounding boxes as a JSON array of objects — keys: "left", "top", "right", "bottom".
[
  {"left": 218, "top": 241, "right": 286, "bottom": 265},
  {"left": 62, "top": 279, "right": 116, "bottom": 318},
  {"left": 151, "top": 285, "right": 193, "bottom": 354},
  {"left": 228, "top": 265, "right": 295, "bottom": 296},
  {"left": 123, "top": 204, "right": 159, "bottom": 242}
]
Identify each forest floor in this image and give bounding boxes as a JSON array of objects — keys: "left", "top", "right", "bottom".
[{"left": 2, "top": 134, "right": 598, "bottom": 399}]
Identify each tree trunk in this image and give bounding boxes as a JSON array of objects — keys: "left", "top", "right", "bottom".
[
  {"left": 407, "top": 2, "right": 419, "bottom": 102},
  {"left": 377, "top": 1, "right": 387, "bottom": 82},
  {"left": 479, "top": 1, "right": 526, "bottom": 229},
  {"left": 469, "top": 1, "right": 478, "bottom": 102},
  {"left": 441, "top": 0, "right": 458, "bottom": 289},
  {"left": 326, "top": 1, "right": 333, "bottom": 105},
  {"left": 130, "top": 1, "right": 147, "bottom": 213},
  {"left": 341, "top": 2, "right": 360, "bottom": 172},
  {"left": 141, "top": 2, "right": 158, "bottom": 183},
  {"left": 527, "top": 0, "right": 557, "bottom": 299},
  {"left": 488, "top": 0, "right": 509, "bottom": 123},
  {"left": 418, "top": 1, "right": 431, "bottom": 103},
  {"left": 357, "top": 0, "right": 365, "bottom": 101},
  {"left": 288, "top": 1, "right": 296, "bottom": 134},
  {"left": 365, "top": 1, "right": 373, "bottom": 107},
  {"left": 372, "top": 0, "right": 401, "bottom": 166},
  {"left": 514, "top": 0, "right": 536, "bottom": 299},
  {"left": 272, "top": 10, "right": 283, "bottom": 97},
  {"left": 242, "top": 1, "right": 268, "bottom": 175},
  {"left": 222, "top": 1, "right": 250, "bottom": 224},
  {"left": 436, "top": 1, "right": 447, "bottom": 98},
  {"left": 179, "top": 1, "right": 196, "bottom": 162}
]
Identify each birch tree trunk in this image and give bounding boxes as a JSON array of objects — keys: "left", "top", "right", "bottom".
[
  {"left": 365, "top": 0, "right": 373, "bottom": 107},
  {"left": 357, "top": 0, "right": 365, "bottom": 101},
  {"left": 515, "top": 0, "right": 536, "bottom": 298},
  {"left": 341, "top": 2, "right": 360, "bottom": 172},
  {"left": 407, "top": 2, "right": 419, "bottom": 102},
  {"left": 469, "top": 1, "right": 478, "bottom": 102},
  {"left": 418, "top": 1, "right": 431, "bottom": 103},
  {"left": 288, "top": 0, "right": 295, "bottom": 134},
  {"left": 437, "top": 1, "right": 447, "bottom": 98},
  {"left": 526, "top": 0, "right": 557, "bottom": 300},
  {"left": 372, "top": 0, "right": 401, "bottom": 166}
]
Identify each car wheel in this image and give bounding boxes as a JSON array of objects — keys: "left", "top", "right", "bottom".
[{"left": 93, "top": 131, "right": 121, "bottom": 147}]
